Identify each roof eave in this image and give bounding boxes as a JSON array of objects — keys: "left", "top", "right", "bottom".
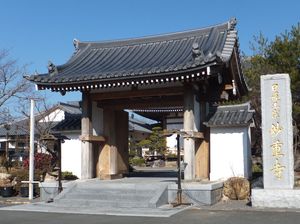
[{"left": 33, "top": 62, "right": 220, "bottom": 92}]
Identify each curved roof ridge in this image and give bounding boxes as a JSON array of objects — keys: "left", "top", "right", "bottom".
[
  {"left": 75, "top": 20, "right": 231, "bottom": 49},
  {"left": 218, "top": 101, "right": 251, "bottom": 108}
]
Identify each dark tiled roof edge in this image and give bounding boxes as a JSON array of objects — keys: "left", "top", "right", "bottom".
[{"left": 204, "top": 102, "right": 254, "bottom": 128}]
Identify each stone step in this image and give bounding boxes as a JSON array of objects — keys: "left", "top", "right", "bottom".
[
  {"left": 71, "top": 187, "right": 156, "bottom": 195},
  {"left": 61, "top": 191, "right": 152, "bottom": 201},
  {"left": 54, "top": 198, "right": 153, "bottom": 208},
  {"left": 53, "top": 180, "right": 169, "bottom": 208},
  {"left": 75, "top": 183, "right": 162, "bottom": 191}
]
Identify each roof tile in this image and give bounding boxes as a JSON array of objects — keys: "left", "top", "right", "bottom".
[{"left": 205, "top": 102, "right": 254, "bottom": 127}]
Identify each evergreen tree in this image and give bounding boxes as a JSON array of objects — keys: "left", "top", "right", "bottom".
[{"left": 137, "top": 126, "right": 166, "bottom": 154}]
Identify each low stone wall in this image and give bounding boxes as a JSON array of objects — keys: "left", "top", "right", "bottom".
[
  {"left": 168, "top": 181, "right": 223, "bottom": 205},
  {"left": 39, "top": 181, "right": 73, "bottom": 202}
]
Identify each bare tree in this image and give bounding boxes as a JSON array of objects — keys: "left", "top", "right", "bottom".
[
  {"left": 0, "top": 49, "right": 33, "bottom": 124},
  {"left": 16, "top": 98, "right": 64, "bottom": 168}
]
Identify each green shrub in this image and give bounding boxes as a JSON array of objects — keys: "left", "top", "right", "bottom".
[
  {"left": 129, "top": 156, "right": 145, "bottom": 167},
  {"left": 167, "top": 153, "right": 177, "bottom": 158},
  {"left": 61, "top": 171, "right": 78, "bottom": 180}
]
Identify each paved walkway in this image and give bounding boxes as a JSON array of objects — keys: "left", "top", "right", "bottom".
[
  {"left": 2, "top": 192, "right": 300, "bottom": 217},
  {"left": 1, "top": 208, "right": 300, "bottom": 224},
  {"left": 0, "top": 196, "right": 40, "bottom": 207},
  {"left": 2, "top": 197, "right": 300, "bottom": 217}
]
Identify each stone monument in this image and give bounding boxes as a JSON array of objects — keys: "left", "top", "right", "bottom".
[{"left": 252, "top": 74, "right": 300, "bottom": 208}]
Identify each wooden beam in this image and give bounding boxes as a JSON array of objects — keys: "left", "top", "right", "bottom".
[
  {"left": 80, "top": 135, "right": 106, "bottom": 142},
  {"left": 182, "top": 131, "right": 204, "bottom": 139},
  {"left": 90, "top": 86, "right": 184, "bottom": 101},
  {"left": 162, "top": 130, "right": 204, "bottom": 139},
  {"left": 97, "top": 96, "right": 183, "bottom": 110}
]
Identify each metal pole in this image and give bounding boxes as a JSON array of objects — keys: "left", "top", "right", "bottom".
[
  {"left": 177, "top": 134, "right": 182, "bottom": 204},
  {"left": 5, "top": 131, "right": 8, "bottom": 160},
  {"left": 29, "top": 99, "right": 35, "bottom": 200},
  {"left": 57, "top": 139, "right": 63, "bottom": 193}
]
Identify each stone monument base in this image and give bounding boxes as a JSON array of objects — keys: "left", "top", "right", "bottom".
[{"left": 252, "top": 188, "right": 300, "bottom": 208}]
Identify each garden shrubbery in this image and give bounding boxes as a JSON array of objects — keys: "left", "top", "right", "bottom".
[
  {"left": 129, "top": 156, "right": 145, "bottom": 167},
  {"left": 23, "top": 153, "right": 53, "bottom": 173},
  {"left": 61, "top": 171, "right": 78, "bottom": 180}
]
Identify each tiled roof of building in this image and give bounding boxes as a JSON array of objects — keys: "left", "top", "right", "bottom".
[
  {"left": 204, "top": 102, "right": 254, "bottom": 127},
  {"left": 0, "top": 119, "right": 60, "bottom": 137},
  {"left": 52, "top": 114, "right": 81, "bottom": 131},
  {"left": 129, "top": 122, "right": 152, "bottom": 134},
  {"left": 53, "top": 113, "right": 153, "bottom": 133},
  {"left": 27, "top": 18, "right": 247, "bottom": 94},
  {"left": 0, "top": 102, "right": 81, "bottom": 137},
  {"left": 58, "top": 102, "right": 81, "bottom": 114},
  {"left": 0, "top": 119, "right": 29, "bottom": 136}
]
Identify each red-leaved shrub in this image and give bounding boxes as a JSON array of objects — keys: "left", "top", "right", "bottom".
[{"left": 23, "top": 153, "right": 53, "bottom": 172}]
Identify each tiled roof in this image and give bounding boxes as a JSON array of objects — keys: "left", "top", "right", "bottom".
[
  {"left": 53, "top": 114, "right": 153, "bottom": 133},
  {"left": 204, "top": 102, "right": 254, "bottom": 127},
  {"left": 52, "top": 114, "right": 81, "bottom": 131},
  {"left": 0, "top": 119, "right": 59, "bottom": 137},
  {"left": 58, "top": 102, "right": 81, "bottom": 114},
  {"left": 0, "top": 119, "right": 29, "bottom": 136},
  {"left": 27, "top": 19, "right": 244, "bottom": 92},
  {"left": 0, "top": 102, "right": 81, "bottom": 137},
  {"left": 129, "top": 122, "right": 152, "bottom": 134}
]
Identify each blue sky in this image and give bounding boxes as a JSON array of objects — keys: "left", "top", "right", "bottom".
[{"left": 0, "top": 0, "right": 299, "bottom": 103}]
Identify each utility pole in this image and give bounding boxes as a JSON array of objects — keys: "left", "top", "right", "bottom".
[
  {"left": 4, "top": 124, "right": 10, "bottom": 160},
  {"left": 29, "top": 99, "right": 35, "bottom": 200},
  {"left": 21, "top": 98, "right": 43, "bottom": 200}
]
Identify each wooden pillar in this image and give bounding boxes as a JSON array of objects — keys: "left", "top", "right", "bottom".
[
  {"left": 195, "top": 101, "right": 210, "bottom": 179},
  {"left": 183, "top": 85, "right": 200, "bottom": 180},
  {"left": 81, "top": 92, "right": 94, "bottom": 179},
  {"left": 193, "top": 100, "right": 210, "bottom": 180},
  {"left": 97, "top": 109, "right": 129, "bottom": 179}
]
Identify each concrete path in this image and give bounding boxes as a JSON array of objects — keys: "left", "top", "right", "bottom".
[{"left": 1, "top": 207, "right": 300, "bottom": 224}]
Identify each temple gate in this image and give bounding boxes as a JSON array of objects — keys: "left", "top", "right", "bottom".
[{"left": 27, "top": 18, "right": 248, "bottom": 180}]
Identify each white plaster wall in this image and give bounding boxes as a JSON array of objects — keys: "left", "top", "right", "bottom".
[
  {"left": 61, "top": 133, "right": 82, "bottom": 178},
  {"left": 39, "top": 109, "right": 65, "bottom": 123},
  {"left": 210, "top": 127, "right": 251, "bottom": 181}
]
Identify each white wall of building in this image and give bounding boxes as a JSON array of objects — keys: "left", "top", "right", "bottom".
[
  {"left": 39, "top": 109, "right": 65, "bottom": 123},
  {"left": 61, "top": 133, "right": 82, "bottom": 178},
  {"left": 210, "top": 126, "right": 252, "bottom": 181}
]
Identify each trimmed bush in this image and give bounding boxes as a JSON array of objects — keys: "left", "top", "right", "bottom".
[
  {"left": 61, "top": 171, "right": 78, "bottom": 180},
  {"left": 129, "top": 156, "right": 145, "bottom": 167}
]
